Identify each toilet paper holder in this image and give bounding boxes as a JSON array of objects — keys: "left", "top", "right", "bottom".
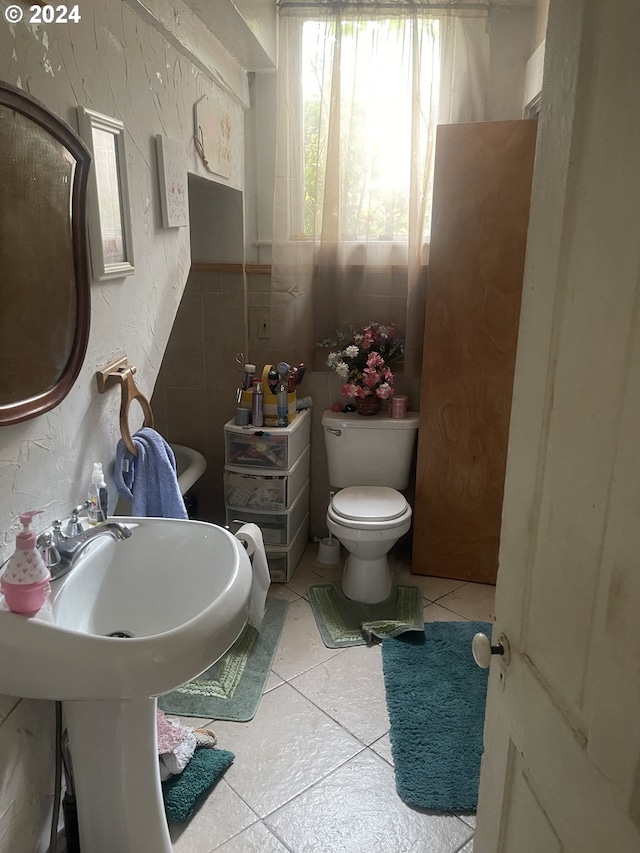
[{"left": 229, "top": 520, "right": 250, "bottom": 548}]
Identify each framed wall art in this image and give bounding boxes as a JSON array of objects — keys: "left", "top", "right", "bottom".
[
  {"left": 77, "top": 107, "right": 135, "bottom": 281},
  {"left": 155, "top": 135, "right": 188, "bottom": 228}
]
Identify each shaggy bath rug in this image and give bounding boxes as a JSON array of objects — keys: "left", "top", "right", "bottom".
[
  {"left": 162, "top": 746, "right": 235, "bottom": 823},
  {"left": 159, "top": 598, "right": 288, "bottom": 722},
  {"left": 382, "top": 620, "right": 491, "bottom": 812}
]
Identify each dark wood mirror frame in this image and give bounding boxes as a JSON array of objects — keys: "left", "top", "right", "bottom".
[{"left": 0, "top": 82, "right": 91, "bottom": 426}]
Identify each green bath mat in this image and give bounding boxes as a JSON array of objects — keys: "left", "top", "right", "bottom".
[
  {"left": 382, "top": 620, "right": 491, "bottom": 812},
  {"left": 163, "top": 746, "right": 235, "bottom": 823},
  {"left": 159, "top": 598, "right": 288, "bottom": 722},
  {"left": 308, "top": 583, "right": 424, "bottom": 648}
]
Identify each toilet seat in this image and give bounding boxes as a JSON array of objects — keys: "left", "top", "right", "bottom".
[{"left": 329, "top": 486, "right": 411, "bottom": 531}]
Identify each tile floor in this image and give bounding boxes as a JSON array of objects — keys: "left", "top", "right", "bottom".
[{"left": 169, "top": 543, "right": 496, "bottom": 853}]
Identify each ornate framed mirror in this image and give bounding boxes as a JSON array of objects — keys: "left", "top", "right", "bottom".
[{"left": 0, "top": 82, "right": 91, "bottom": 426}]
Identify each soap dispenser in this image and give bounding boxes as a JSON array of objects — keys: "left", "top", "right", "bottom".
[{"left": 0, "top": 509, "right": 51, "bottom": 615}]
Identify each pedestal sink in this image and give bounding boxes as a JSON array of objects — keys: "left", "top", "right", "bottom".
[{"left": 0, "top": 517, "right": 253, "bottom": 853}]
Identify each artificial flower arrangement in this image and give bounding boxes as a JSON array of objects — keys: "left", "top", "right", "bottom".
[{"left": 317, "top": 323, "right": 404, "bottom": 401}]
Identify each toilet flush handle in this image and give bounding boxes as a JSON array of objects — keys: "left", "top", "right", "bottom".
[{"left": 326, "top": 428, "right": 342, "bottom": 436}]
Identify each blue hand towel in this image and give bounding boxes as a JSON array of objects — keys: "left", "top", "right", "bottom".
[{"left": 114, "top": 427, "right": 188, "bottom": 519}]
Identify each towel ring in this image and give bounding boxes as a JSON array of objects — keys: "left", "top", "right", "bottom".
[{"left": 96, "top": 357, "right": 155, "bottom": 456}]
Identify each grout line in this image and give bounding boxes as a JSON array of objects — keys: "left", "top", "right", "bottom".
[
  {"left": 450, "top": 827, "right": 475, "bottom": 853},
  {"left": 285, "top": 676, "right": 387, "bottom": 750},
  {"left": 263, "top": 820, "right": 298, "bottom": 853},
  {"left": 270, "top": 643, "right": 347, "bottom": 686},
  {"left": 259, "top": 743, "right": 370, "bottom": 823}
]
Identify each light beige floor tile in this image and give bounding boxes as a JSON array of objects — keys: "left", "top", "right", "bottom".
[
  {"left": 459, "top": 839, "right": 474, "bottom": 851},
  {"left": 290, "top": 644, "right": 390, "bottom": 745},
  {"left": 213, "top": 821, "right": 289, "bottom": 852},
  {"left": 370, "top": 731, "right": 394, "bottom": 765},
  {"left": 294, "top": 541, "right": 320, "bottom": 567},
  {"left": 266, "top": 583, "right": 300, "bottom": 602},
  {"left": 285, "top": 560, "right": 343, "bottom": 599},
  {"left": 169, "top": 779, "right": 257, "bottom": 852},
  {"left": 423, "top": 602, "right": 468, "bottom": 622},
  {"left": 437, "top": 583, "right": 496, "bottom": 623},
  {"left": 263, "top": 671, "right": 284, "bottom": 693},
  {"left": 209, "top": 682, "right": 363, "bottom": 817},
  {"left": 401, "top": 574, "right": 467, "bottom": 602},
  {"left": 459, "top": 814, "right": 476, "bottom": 829},
  {"left": 271, "top": 597, "right": 341, "bottom": 681},
  {"left": 266, "top": 749, "right": 474, "bottom": 853}
]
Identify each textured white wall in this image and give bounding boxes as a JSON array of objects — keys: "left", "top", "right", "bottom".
[{"left": 0, "top": 0, "right": 247, "bottom": 847}]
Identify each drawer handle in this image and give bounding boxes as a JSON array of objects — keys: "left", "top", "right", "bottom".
[{"left": 326, "top": 428, "right": 342, "bottom": 436}]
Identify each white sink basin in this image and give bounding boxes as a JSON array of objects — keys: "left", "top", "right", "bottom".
[
  {"left": 0, "top": 517, "right": 253, "bottom": 853},
  {"left": 0, "top": 517, "right": 252, "bottom": 700}
]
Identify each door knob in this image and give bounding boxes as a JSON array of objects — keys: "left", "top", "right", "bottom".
[{"left": 472, "top": 632, "right": 510, "bottom": 668}]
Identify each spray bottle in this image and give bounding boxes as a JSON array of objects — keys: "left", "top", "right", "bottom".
[{"left": 87, "top": 462, "right": 108, "bottom": 525}]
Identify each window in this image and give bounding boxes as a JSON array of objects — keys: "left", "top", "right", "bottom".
[{"left": 298, "top": 16, "right": 441, "bottom": 242}]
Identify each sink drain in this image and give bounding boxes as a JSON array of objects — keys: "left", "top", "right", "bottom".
[{"left": 106, "top": 630, "right": 134, "bottom": 638}]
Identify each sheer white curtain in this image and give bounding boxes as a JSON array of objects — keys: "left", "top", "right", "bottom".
[{"left": 272, "top": 2, "right": 490, "bottom": 372}]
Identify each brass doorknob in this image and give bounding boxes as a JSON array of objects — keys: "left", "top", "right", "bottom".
[{"left": 472, "top": 632, "right": 510, "bottom": 668}]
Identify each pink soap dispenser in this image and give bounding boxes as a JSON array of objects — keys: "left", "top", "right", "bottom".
[{"left": 0, "top": 509, "right": 51, "bottom": 615}]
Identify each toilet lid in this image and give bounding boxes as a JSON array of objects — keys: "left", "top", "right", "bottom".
[{"left": 332, "top": 487, "right": 408, "bottom": 522}]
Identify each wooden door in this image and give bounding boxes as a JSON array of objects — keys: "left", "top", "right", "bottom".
[
  {"left": 476, "top": 0, "right": 640, "bottom": 849},
  {"left": 412, "top": 119, "right": 537, "bottom": 583}
]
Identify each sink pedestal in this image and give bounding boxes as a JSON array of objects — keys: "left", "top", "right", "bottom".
[{"left": 64, "top": 697, "right": 171, "bottom": 853}]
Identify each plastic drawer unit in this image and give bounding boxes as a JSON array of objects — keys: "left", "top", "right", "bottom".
[
  {"left": 226, "top": 482, "right": 309, "bottom": 546},
  {"left": 265, "top": 514, "right": 310, "bottom": 583},
  {"left": 224, "top": 409, "right": 311, "bottom": 470},
  {"left": 223, "top": 408, "right": 311, "bottom": 582},
  {"left": 224, "top": 445, "right": 310, "bottom": 512}
]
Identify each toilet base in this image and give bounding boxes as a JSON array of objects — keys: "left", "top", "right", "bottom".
[{"left": 342, "top": 554, "right": 393, "bottom": 604}]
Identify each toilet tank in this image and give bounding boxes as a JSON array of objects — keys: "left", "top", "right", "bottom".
[{"left": 322, "top": 410, "right": 420, "bottom": 490}]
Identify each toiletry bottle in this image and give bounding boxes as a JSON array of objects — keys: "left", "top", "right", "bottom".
[
  {"left": 276, "top": 381, "right": 289, "bottom": 427},
  {"left": 276, "top": 361, "right": 291, "bottom": 380},
  {"left": 267, "top": 366, "right": 279, "bottom": 394},
  {"left": 0, "top": 509, "right": 50, "bottom": 615},
  {"left": 251, "top": 380, "right": 264, "bottom": 427},
  {"left": 87, "top": 462, "right": 108, "bottom": 525},
  {"left": 242, "top": 363, "right": 256, "bottom": 391},
  {"left": 276, "top": 361, "right": 291, "bottom": 427}
]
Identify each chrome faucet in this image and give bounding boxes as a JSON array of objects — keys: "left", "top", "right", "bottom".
[{"left": 37, "top": 507, "right": 131, "bottom": 581}]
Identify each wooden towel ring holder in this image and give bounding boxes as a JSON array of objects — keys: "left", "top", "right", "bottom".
[{"left": 96, "top": 356, "right": 155, "bottom": 456}]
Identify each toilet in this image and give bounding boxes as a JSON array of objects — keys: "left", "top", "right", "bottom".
[{"left": 322, "top": 410, "right": 419, "bottom": 603}]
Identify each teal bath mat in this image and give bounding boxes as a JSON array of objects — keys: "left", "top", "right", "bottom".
[
  {"left": 309, "top": 583, "right": 424, "bottom": 648},
  {"left": 159, "top": 598, "right": 288, "bottom": 722},
  {"left": 382, "top": 620, "right": 491, "bottom": 812},
  {"left": 162, "top": 746, "right": 235, "bottom": 823}
]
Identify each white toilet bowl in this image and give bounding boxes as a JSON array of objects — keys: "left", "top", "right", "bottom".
[{"left": 327, "top": 486, "right": 412, "bottom": 603}]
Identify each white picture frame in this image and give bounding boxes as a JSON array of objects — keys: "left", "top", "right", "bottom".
[
  {"left": 77, "top": 107, "right": 135, "bottom": 281},
  {"left": 155, "top": 135, "right": 188, "bottom": 228}
]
